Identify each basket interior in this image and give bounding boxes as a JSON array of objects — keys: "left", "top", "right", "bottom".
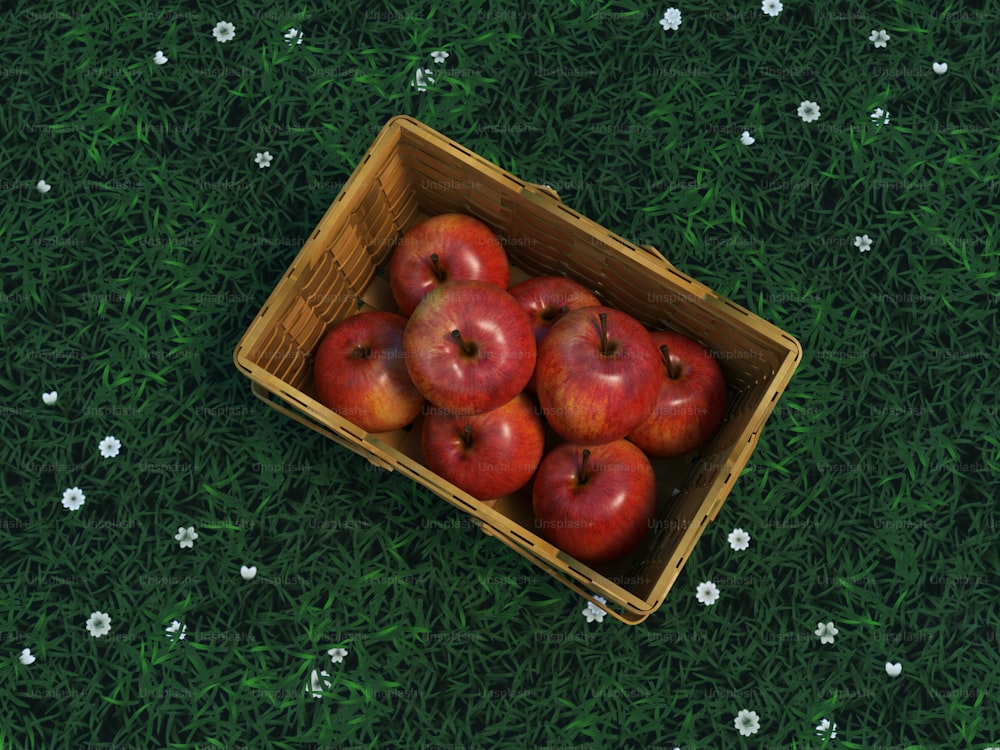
[{"left": 237, "top": 116, "right": 800, "bottom": 609}]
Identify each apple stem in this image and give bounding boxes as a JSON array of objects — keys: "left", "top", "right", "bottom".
[
  {"left": 598, "top": 313, "right": 609, "bottom": 356},
  {"left": 660, "top": 344, "right": 678, "bottom": 379},
  {"left": 579, "top": 449, "right": 591, "bottom": 485},
  {"left": 451, "top": 329, "right": 476, "bottom": 356},
  {"left": 352, "top": 345, "right": 372, "bottom": 360},
  {"left": 430, "top": 253, "right": 445, "bottom": 280},
  {"left": 462, "top": 424, "right": 473, "bottom": 446}
]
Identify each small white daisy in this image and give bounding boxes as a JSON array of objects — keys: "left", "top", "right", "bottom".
[
  {"left": 728, "top": 528, "right": 751, "bottom": 551},
  {"left": 430, "top": 50, "right": 449, "bottom": 64},
  {"left": 854, "top": 234, "right": 873, "bottom": 253},
  {"left": 871, "top": 107, "right": 890, "bottom": 125},
  {"left": 885, "top": 661, "right": 902, "bottom": 677},
  {"left": 165, "top": 620, "right": 186, "bottom": 640},
  {"left": 797, "top": 100, "right": 821, "bottom": 123},
  {"left": 42, "top": 391, "right": 58, "bottom": 405},
  {"left": 583, "top": 595, "right": 608, "bottom": 623},
  {"left": 659, "top": 8, "right": 682, "bottom": 31},
  {"left": 175, "top": 526, "right": 198, "bottom": 548},
  {"left": 762, "top": 0, "right": 783, "bottom": 17},
  {"left": 411, "top": 67, "right": 435, "bottom": 92},
  {"left": 328, "top": 647, "right": 348, "bottom": 664},
  {"left": 815, "top": 621, "right": 839, "bottom": 644},
  {"left": 36, "top": 180, "right": 51, "bottom": 194},
  {"left": 19, "top": 648, "right": 36, "bottom": 665},
  {"left": 98, "top": 435, "right": 121, "bottom": 458},
  {"left": 307, "top": 669, "right": 332, "bottom": 698},
  {"left": 240, "top": 565, "right": 257, "bottom": 581},
  {"left": 869, "top": 29, "right": 890, "bottom": 48},
  {"left": 212, "top": 21, "right": 235, "bottom": 43},
  {"left": 284, "top": 28, "right": 303, "bottom": 46},
  {"left": 62, "top": 486, "right": 86, "bottom": 512},
  {"left": 153, "top": 50, "right": 168, "bottom": 65},
  {"left": 255, "top": 151, "right": 273, "bottom": 169},
  {"left": 740, "top": 130, "right": 755, "bottom": 146},
  {"left": 735, "top": 709, "right": 761, "bottom": 736},
  {"left": 816, "top": 718, "right": 838, "bottom": 738},
  {"left": 696, "top": 581, "right": 719, "bottom": 606},
  {"left": 86, "top": 611, "right": 112, "bottom": 638}
]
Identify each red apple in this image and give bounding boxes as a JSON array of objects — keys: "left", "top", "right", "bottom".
[
  {"left": 402, "top": 280, "right": 536, "bottom": 415},
  {"left": 627, "top": 331, "right": 727, "bottom": 458},
  {"left": 388, "top": 213, "right": 510, "bottom": 316},
  {"left": 312, "top": 311, "right": 425, "bottom": 432},
  {"left": 535, "top": 306, "right": 659, "bottom": 445},
  {"left": 532, "top": 439, "right": 657, "bottom": 564},
  {"left": 508, "top": 276, "right": 601, "bottom": 394},
  {"left": 421, "top": 393, "right": 545, "bottom": 500}
]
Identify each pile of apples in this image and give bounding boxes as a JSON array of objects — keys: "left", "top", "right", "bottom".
[{"left": 313, "top": 213, "right": 727, "bottom": 565}]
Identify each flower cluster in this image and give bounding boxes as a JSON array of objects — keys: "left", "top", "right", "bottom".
[
  {"left": 15, "top": 15, "right": 322, "bottom": 696},
  {"left": 307, "top": 647, "right": 350, "bottom": 698},
  {"left": 143, "top": 21, "right": 313, "bottom": 167},
  {"left": 685, "top": 519, "right": 905, "bottom": 740}
]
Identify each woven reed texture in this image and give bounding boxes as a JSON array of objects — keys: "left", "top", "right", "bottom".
[{"left": 234, "top": 115, "right": 802, "bottom": 624}]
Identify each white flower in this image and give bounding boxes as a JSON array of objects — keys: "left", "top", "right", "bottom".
[
  {"left": 240, "top": 565, "right": 257, "bottom": 581},
  {"left": 871, "top": 107, "right": 890, "bottom": 125},
  {"left": 735, "top": 709, "right": 761, "bottom": 736},
  {"left": 175, "top": 526, "right": 198, "bottom": 548},
  {"left": 816, "top": 718, "right": 838, "bottom": 738},
  {"left": 583, "top": 595, "right": 608, "bottom": 623},
  {"left": 431, "top": 50, "right": 449, "bottom": 64},
  {"left": 797, "top": 100, "right": 821, "bottom": 122},
  {"left": 165, "top": 620, "right": 186, "bottom": 640},
  {"left": 932, "top": 62, "right": 948, "bottom": 75},
  {"left": 36, "top": 180, "right": 51, "bottom": 194},
  {"left": 869, "top": 29, "right": 890, "bottom": 48},
  {"left": 153, "top": 50, "right": 168, "bottom": 65},
  {"left": 411, "top": 67, "right": 435, "bottom": 91},
  {"left": 42, "top": 391, "right": 58, "bottom": 405},
  {"left": 854, "top": 234, "right": 873, "bottom": 253},
  {"left": 815, "top": 621, "right": 839, "bottom": 644},
  {"left": 885, "top": 661, "right": 902, "bottom": 677},
  {"left": 762, "top": 0, "right": 783, "bottom": 17},
  {"left": 328, "top": 647, "right": 348, "bottom": 664},
  {"left": 739, "top": 130, "right": 755, "bottom": 146},
  {"left": 212, "top": 21, "right": 235, "bottom": 43},
  {"left": 98, "top": 435, "right": 121, "bottom": 458},
  {"left": 728, "top": 528, "right": 751, "bottom": 551},
  {"left": 307, "top": 668, "right": 332, "bottom": 698},
  {"left": 62, "top": 487, "right": 86, "bottom": 512},
  {"left": 659, "top": 8, "right": 682, "bottom": 31},
  {"left": 284, "top": 28, "right": 303, "bottom": 46},
  {"left": 255, "top": 151, "right": 273, "bottom": 169},
  {"left": 696, "top": 581, "right": 719, "bottom": 606},
  {"left": 19, "top": 648, "right": 36, "bottom": 665},
  {"left": 86, "top": 611, "right": 112, "bottom": 638}
]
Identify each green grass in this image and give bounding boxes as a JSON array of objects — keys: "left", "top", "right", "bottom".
[{"left": 2, "top": 0, "right": 999, "bottom": 747}]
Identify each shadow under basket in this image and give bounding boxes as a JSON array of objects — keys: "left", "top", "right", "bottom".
[{"left": 233, "top": 115, "right": 802, "bottom": 625}]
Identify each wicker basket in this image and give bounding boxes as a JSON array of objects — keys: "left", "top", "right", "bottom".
[{"left": 233, "top": 115, "right": 802, "bottom": 624}]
